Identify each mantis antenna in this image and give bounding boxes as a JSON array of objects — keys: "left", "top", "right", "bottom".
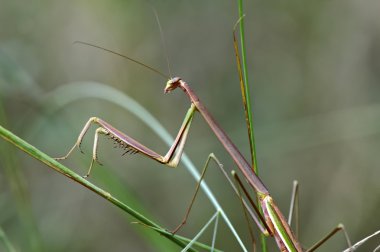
[
  {"left": 73, "top": 41, "right": 170, "bottom": 80},
  {"left": 151, "top": 6, "right": 173, "bottom": 78}
]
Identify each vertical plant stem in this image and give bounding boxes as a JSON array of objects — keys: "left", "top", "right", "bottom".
[
  {"left": 237, "top": 0, "right": 258, "bottom": 174},
  {"left": 237, "top": 0, "right": 267, "bottom": 251}
]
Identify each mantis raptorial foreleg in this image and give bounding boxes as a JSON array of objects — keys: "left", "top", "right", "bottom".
[{"left": 56, "top": 104, "right": 196, "bottom": 177}]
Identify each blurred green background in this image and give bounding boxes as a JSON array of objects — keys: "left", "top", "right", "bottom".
[{"left": 1, "top": 0, "right": 380, "bottom": 251}]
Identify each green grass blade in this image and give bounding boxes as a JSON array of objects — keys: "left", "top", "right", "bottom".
[
  {"left": 0, "top": 124, "right": 209, "bottom": 252},
  {"left": 181, "top": 211, "right": 220, "bottom": 252},
  {"left": 143, "top": 224, "right": 223, "bottom": 252},
  {"left": 237, "top": 0, "right": 258, "bottom": 174},
  {"left": 237, "top": 0, "right": 267, "bottom": 251},
  {"left": 342, "top": 229, "right": 380, "bottom": 252}
]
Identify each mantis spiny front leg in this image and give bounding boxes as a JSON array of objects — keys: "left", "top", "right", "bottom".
[{"left": 56, "top": 103, "right": 196, "bottom": 177}]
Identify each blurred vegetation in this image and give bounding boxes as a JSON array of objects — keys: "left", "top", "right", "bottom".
[{"left": 0, "top": 0, "right": 379, "bottom": 251}]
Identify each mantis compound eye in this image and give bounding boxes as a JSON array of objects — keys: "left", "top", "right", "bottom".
[{"left": 164, "top": 77, "right": 181, "bottom": 93}]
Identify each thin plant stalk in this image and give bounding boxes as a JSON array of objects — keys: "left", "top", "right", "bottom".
[{"left": 237, "top": 0, "right": 267, "bottom": 251}]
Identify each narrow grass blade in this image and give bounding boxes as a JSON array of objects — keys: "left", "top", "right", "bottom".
[
  {"left": 342, "top": 229, "right": 380, "bottom": 252},
  {"left": 236, "top": 1, "right": 267, "bottom": 251},
  {"left": 181, "top": 211, "right": 220, "bottom": 252},
  {"left": 236, "top": 0, "right": 258, "bottom": 174},
  {"left": 139, "top": 225, "right": 222, "bottom": 252},
  {"left": 211, "top": 212, "right": 220, "bottom": 251}
]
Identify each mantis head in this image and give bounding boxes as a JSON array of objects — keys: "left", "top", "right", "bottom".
[{"left": 164, "top": 77, "right": 181, "bottom": 93}]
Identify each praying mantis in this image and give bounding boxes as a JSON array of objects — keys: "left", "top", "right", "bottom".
[
  {"left": 55, "top": 47, "right": 353, "bottom": 252},
  {"left": 55, "top": 19, "right": 354, "bottom": 252}
]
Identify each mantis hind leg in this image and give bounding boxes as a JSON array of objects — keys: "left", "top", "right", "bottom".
[
  {"left": 285, "top": 181, "right": 353, "bottom": 252},
  {"left": 170, "top": 153, "right": 220, "bottom": 234},
  {"left": 171, "top": 153, "right": 269, "bottom": 240},
  {"left": 306, "top": 224, "right": 352, "bottom": 252}
]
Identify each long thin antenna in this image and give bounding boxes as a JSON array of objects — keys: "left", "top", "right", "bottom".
[
  {"left": 151, "top": 7, "right": 172, "bottom": 78},
  {"left": 73, "top": 41, "right": 169, "bottom": 79}
]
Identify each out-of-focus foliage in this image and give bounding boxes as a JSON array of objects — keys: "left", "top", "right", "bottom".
[{"left": 0, "top": 0, "right": 379, "bottom": 251}]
